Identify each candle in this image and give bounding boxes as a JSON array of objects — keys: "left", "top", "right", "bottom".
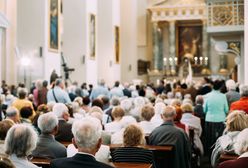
[
  {"left": 199, "top": 57, "right": 203, "bottom": 65},
  {"left": 169, "top": 57, "right": 173, "bottom": 65},
  {"left": 204, "top": 57, "right": 208, "bottom": 66},
  {"left": 194, "top": 57, "right": 198, "bottom": 64}
]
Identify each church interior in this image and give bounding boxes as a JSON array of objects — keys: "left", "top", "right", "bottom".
[
  {"left": 0, "top": 1, "right": 248, "bottom": 168},
  {"left": 0, "top": 0, "right": 246, "bottom": 87}
]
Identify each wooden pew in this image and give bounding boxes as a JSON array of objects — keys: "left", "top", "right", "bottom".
[
  {"left": 109, "top": 144, "right": 174, "bottom": 168},
  {"left": 109, "top": 144, "right": 173, "bottom": 151},
  {"left": 219, "top": 153, "right": 239, "bottom": 163},
  {"left": 112, "top": 162, "right": 152, "bottom": 168},
  {"left": 31, "top": 157, "right": 51, "bottom": 168}
]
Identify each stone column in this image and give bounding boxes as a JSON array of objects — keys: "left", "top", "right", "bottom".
[
  {"left": 152, "top": 22, "right": 160, "bottom": 71},
  {"left": 202, "top": 19, "right": 209, "bottom": 67},
  {"left": 244, "top": 0, "right": 248, "bottom": 84},
  {"left": 169, "top": 21, "right": 176, "bottom": 75}
]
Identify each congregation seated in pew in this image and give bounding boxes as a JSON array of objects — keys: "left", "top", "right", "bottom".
[
  {"left": 1, "top": 78, "right": 248, "bottom": 168},
  {"left": 110, "top": 124, "right": 154, "bottom": 164},
  {"left": 50, "top": 117, "right": 113, "bottom": 168},
  {"left": 32, "top": 112, "right": 67, "bottom": 159},
  {"left": 148, "top": 105, "right": 191, "bottom": 168}
]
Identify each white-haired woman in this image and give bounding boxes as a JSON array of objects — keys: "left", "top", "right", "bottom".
[
  {"left": 218, "top": 128, "right": 248, "bottom": 168},
  {"left": 151, "top": 102, "right": 166, "bottom": 127},
  {"left": 211, "top": 110, "right": 248, "bottom": 167},
  {"left": 5, "top": 124, "right": 39, "bottom": 168}
]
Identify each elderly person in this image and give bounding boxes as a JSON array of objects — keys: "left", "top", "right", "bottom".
[
  {"left": 181, "top": 103, "right": 203, "bottom": 155},
  {"left": 0, "top": 120, "right": 14, "bottom": 154},
  {"left": 67, "top": 117, "right": 111, "bottom": 164},
  {"left": 110, "top": 81, "right": 124, "bottom": 98},
  {"left": 148, "top": 106, "right": 191, "bottom": 168},
  {"left": 111, "top": 124, "right": 153, "bottom": 164},
  {"left": 47, "top": 79, "right": 71, "bottom": 104},
  {"left": 51, "top": 117, "right": 113, "bottom": 168},
  {"left": 218, "top": 128, "right": 248, "bottom": 168},
  {"left": 5, "top": 124, "right": 39, "bottom": 168},
  {"left": 225, "top": 80, "right": 240, "bottom": 107},
  {"left": 105, "top": 106, "right": 125, "bottom": 133},
  {"left": 32, "top": 112, "right": 66, "bottom": 159},
  {"left": 230, "top": 85, "right": 248, "bottom": 114},
  {"left": 211, "top": 110, "right": 248, "bottom": 167},
  {"left": 138, "top": 104, "right": 156, "bottom": 134},
  {"left": 12, "top": 88, "right": 35, "bottom": 115},
  {"left": 90, "top": 79, "right": 110, "bottom": 100},
  {"left": 130, "top": 97, "right": 145, "bottom": 121},
  {"left": 204, "top": 80, "right": 229, "bottom": 155},
  {"left": 53, "top": 103, "right": 73, "bottom": 142},
  {"left": 104, "top": 97, "right": 120, "bottom": 122},
  {"left": 151, "top": 102, "right": 166, "bottom": 127},
  {"left": 5, "top": 107, "right": 19, "bottom": 124},
  {"left": 173, "top": 106, "right": 186, "bottom": 131}
]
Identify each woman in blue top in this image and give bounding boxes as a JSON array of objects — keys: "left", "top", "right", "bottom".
[{"left": 203, "top": 80, "right": 229, "bottom": 156}]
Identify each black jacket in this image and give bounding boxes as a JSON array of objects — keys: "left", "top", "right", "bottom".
[{"left": 50, "top": 153, "right": 113, "bottom": 168}]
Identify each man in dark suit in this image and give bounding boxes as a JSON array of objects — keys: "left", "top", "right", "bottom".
[
  {"left": 148, "top": 106, "right": 191, "bottom": 168},
  {"left": 50, "top": 117, "right": 113, "bottom": 168},
  {"left": 52, "top": 103, "right": 73, "bottom": 142},
  {"left": 32, "top": 112, "right": 66, "bottom": 159}
]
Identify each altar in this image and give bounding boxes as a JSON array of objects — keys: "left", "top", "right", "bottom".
[{"left": 146, "top": 0, "right": 243, "bottom": 83}]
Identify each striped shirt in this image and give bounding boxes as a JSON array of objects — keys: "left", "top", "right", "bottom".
[{"left": 111, "top": 147, "right": 153, "bottom": 164}]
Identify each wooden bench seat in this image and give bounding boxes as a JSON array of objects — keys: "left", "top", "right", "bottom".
[
  {"left": 112, "top": 162, "right": 152, "bottom": 168},
  {"left": 109, "top": 144, "right": 173, "bottom": 151},
  {"left": 31, "top": 157, "right": 51, "bottom": 168},
  {"left": 109, "top": 144, "right": 174, "bottom": 168}
]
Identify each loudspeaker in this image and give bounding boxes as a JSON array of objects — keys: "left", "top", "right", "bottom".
[{"left": 39, "top": 47, "right": 42, "bottom": 57}]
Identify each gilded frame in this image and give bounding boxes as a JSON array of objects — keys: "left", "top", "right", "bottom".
[
  {"left": 89, "top": 13, "right": 96, "bottom": 59},
  {"left": 176, "top": 22, "right": 203, "bottom": 64},
  {"left": 48, "top": 0, "right": 60, "bottom": 52},
  {"left": 114, "top": 26, "right": 120, "bottom": 64}
]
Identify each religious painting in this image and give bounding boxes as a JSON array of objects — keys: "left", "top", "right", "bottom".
[
  {"left": 177, "top": 24, "right": 202, "bottom": 64},
  {"left": 89, "top": 14, "right": 96, "bottom": 59},
  {"left": 48, "top": 0, "right": 60, "bottom": 52},
  {"left": 115, "top": 26, "right": 120, "bottom": 63}
]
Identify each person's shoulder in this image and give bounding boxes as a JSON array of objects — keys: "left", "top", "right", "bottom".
[{"left": 51, "top": 157, "right": 71, "bottom": 165}]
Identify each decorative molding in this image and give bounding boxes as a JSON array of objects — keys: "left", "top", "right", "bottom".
[
  {"left": 148, "top": 4, "right": 207, "bottom": 22},
  {"left": 207, "top": 0, "right": 244, "bottom": 32}
]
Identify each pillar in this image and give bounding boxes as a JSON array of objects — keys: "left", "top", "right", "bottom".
[
  {"left": 152, "top": 22, "right": 159, "bottom": 71},
  {"left": 169, "top": 21, "right": 176, "bottom": 74},
  {"left": 244, "top": 0, "right": 248, "bottom": 84},
  {"left": 202, "top": 19, "right": 209, "bottom": 67}
]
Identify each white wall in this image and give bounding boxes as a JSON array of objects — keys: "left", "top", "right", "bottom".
[
  {"left": 244, "top": 0, "right": 248, "bottom": 84},
  {"left": 120, "top": 0, "right": 138, "bottom": 83},
  {"left": 17, "top": 0, "right": 61, "bottom": 87},
  {"left": 111, "top": 0, "right": 121, "bottom": 85},
  {"left": 62, "top": 0, "right": 87, "bottom": 84},
  {"left": 85, "top": 0, "right": 98, "bottom": 86},
  {"left": 3, "top": 0, "right": 16, "bottom": 85}
]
